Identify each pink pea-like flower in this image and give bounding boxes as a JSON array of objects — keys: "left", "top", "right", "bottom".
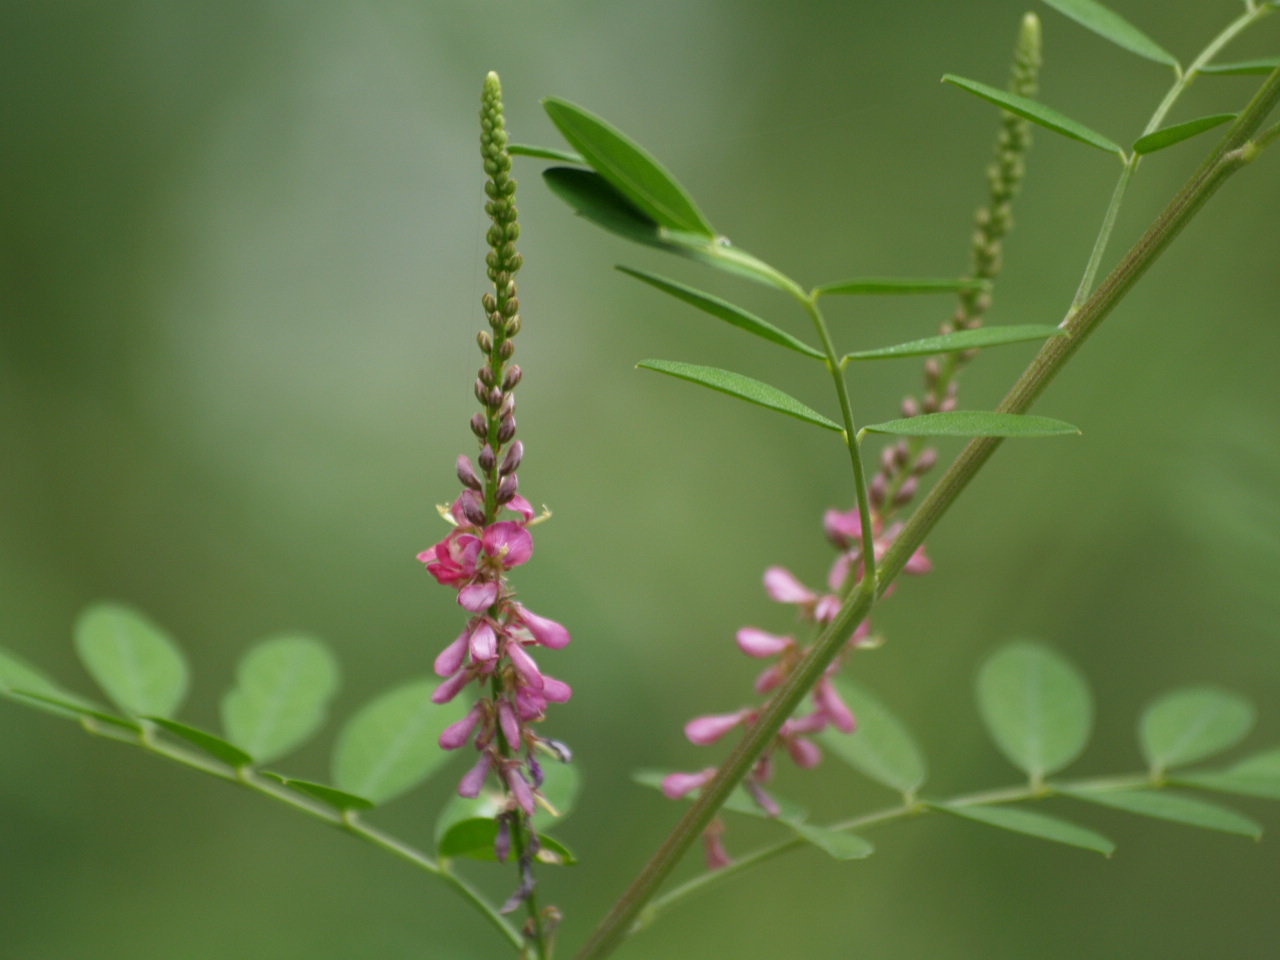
[
  {"left": 469, "top": 619, "right": 499, "bottom": 661},
  {"left": 420, "top": 531, "right": 482, "bottom": 586},
  {"left": 482, "top": 521, "right": 533, "bottom": 567},
  {"left": 814, "top": 678, "right": 856, "bottom": 734},
  {"left": 458, "top": 754, "right": 491, "bottom": 798},
  {"left": 458, "top": 580, "right": 500, "bottom": 613},
  {"left": 515, "top": 604, "right": 571, "bottom": 649},
  {"left": 435, "top": 629, "right": 470, "bottom": 678},
  {"left": 736, "top": 628, "right": 792, "bottom": 659},
  {"left": 785, "top": 736, "right": 822, "bottom": 769},
  {"left": 763, "top": 566, "right": 816, "bottom": 605},
  {"left": 661, "top": 768, "right": 717, "bottom": 800},
  {"left": 440, "top": 703, "right": 485, "bottom": 750},
  {"left": 685, "top": 711, "right": 747, "bottom": 746}
]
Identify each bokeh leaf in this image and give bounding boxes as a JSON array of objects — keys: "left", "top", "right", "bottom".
[
  {"left": 146, "top": 717, "right": 253, "bottom": 767},
  {"left": 332, "top": 678, "right": 468, "bottom": 805},
  {"left": 1140, "top": 687, "right": 1255, "bottom": 773},
  {"left": 618, "top": 267, "right": 822, "bottom": 358},
  {"left": 943, "top": 75, "right": 1125, "bottom": 157},
  {"left": 977, "top": 642, "right": 1093, "bottom": 780},
  {"left": 788, "top": 823, "right": 874, "bottom": 860},
  {"left": 543, "top": 98, "right": 714, "bottom": 236},
  {"left": 815, "top": 277, "right": 988, "bottom": 297},
  {"left": 438, "top": 818, "right": 577, "bottom": 865},
  {"left": 533, "top": 760, "right": 582, "bottom": 831},
  {"left": 8, "top": 690, "right": 140, "bottom": 732},
  {"left": 221, "top": 635, "right": 341, "bottom": 764},
  {"left": 1039, "top": 0, "right": 1178, "bottom": 68},
  {"left": 74, "top": 604, "right": 188, "bottom": 719},
  {"left": 935, "top": 803, "right": 1114, "bottom": 855},
  {"left": 637, "top": 360, "right": 842, "bottom": 432},
  {"left": 818, "top": 678, "right": 927, "bottom": 796},
  {"left": 842, "top": 325, "right": 1063, "bottom": 362},
  {"left": 862, "top": 411, "right": 1080, "bottom": 439},
  {"left": 508, "top": 143, "right": 584, "bottom": 164},
  {"left": 1061, "top": 788, "right": 1261, "bottom": 838},
  {"left": 0, "top": 647, "right": 97, "bottom": 720},
  {"left": 1133, "top": 115, "right": 1236, "bottom": 155},
  {"left": 1198, "top": 58, "right": 1280, "bottom": 77},
  {"left": 1177, "top": 748, "right": 1280, "bottom": 800}
]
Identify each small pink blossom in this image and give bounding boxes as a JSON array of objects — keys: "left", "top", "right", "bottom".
[
  {"left": 505, "top": 767, "right": 536, "bottom": 816},
  {"left": 506, "top": 642, "right": 544, "bottom": 689},
  {"left": 736, "top": 628, "right": 792, "bottom": 659},
  {"left": 432, "top": 668, "right": 473, "bottom": 705},
  {"left": 497, "top": 699, "right": 521, "bottom": 749},
  {"left": 469, "top": 619, "right": 499, "bottom": 661},
  {"left": 458, "top": 754, "right": 491, "bottom": 798},
  {"left": 540, "top": 675, "right": 572, "bottom": 703},
  {"left": 434, "top": 629, "right": 469, "bottom": 678},
  {"left": 661, "top": 768, "right": 717, "bottom": 800},
  {"left": 815, "top": 678, "right": 856, "bottom": 733},
  {"left": 482, "top": 522, "right": 533, "bottom": 567},
  {"left": 421, "top": 531, "right": 482, "bottom": 586},
  {"left": 515, "top": 604, "right": 571, "bottom": 649},
  {"left": 763, "top": 566, "right": 816, "bottom": 605},
  {"left": 505, "top": 495, "right": 536, "bottom": 521},
  {"left": 785, "top": 737, "right": 822, "bottom": 768},
  {"left": 440, "top": 703, "right": 485, "bottom": 750},
  {"left": 459, "top": 581, "right": 500, "bottom": 612},
  {"left": 685, "top": 711, "right": 748, "bottom": 746}
]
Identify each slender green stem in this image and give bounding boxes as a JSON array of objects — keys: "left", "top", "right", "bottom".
[
  {"left": 1069, "top": 3, "right": 1268, "bottom": 311},
  {"left": 574, "top": 64, "right": 1280, "bottom": 960},
  {"left": 80, "top": 722, "right": 525, "bottom": 952}
]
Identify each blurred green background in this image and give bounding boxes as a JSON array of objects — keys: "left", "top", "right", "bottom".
[{"left": 2, "top": 1, "right": 1278, "bottom": 957}]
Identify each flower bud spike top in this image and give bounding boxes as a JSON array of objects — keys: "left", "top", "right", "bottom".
[{"left": 418, "top": 72, "right": 571, "bottom": 925}]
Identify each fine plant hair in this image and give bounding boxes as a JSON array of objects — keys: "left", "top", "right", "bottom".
[{"left": 3, "top": 5, "right": 1280, "bottom": 960}]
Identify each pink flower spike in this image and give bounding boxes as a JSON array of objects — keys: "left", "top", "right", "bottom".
[
  {"left": 483, "top": 521, "right": 533, "bottom": 568},
  {"left": 763, "top": 566, "right": 816, "bottom": 605},
  {"left": 423, "top": 532, "right": 481, "bottom": 585},
  {"left": 469, "top": 620, "right": 498, "bottom": 661},
  {"left": 815, "top": 679, "right": 856, "bottom": 734},
  {"left": 505, "top": 494, "right": 536, "bottom": 521},
  {"left": 516, "top": 605, "right": 570, "bottom": 649},
  {"left": 661, "top": 768, "right": 717, "bottom": 800},
  {"left": 515, "top": 686, "right": 547, "bottom": 721},
  {"left": 434, "top": 629, "right": 469, "bottom": 678},
  {"left": 823, "top": 508, "right": 862, "bottom": 549},
  {"left": 432, "top": 668, "right": 473, "bottom": 705},
  {"left": 506, "top": 642, "right": 544, "bottom": 689},
  {"left": 458, "top": 754, "right": 491, "bottom": 798},
  {"left": 685, "top": 711, "right": 746, "bottom": 746},
  {"left": 754, "top": 664, "right": 785, "bottom": 695},
  {"left": 458, "top": 581, "right": 499, "bottom": 612},
  {"left": 904, "top": 545, "right": 932, "bottom": 575},
  {"left": 506, "top": 767, "right": 536, "bottom": 816},
  {"left": 440, "top": 703, "right": 484, "bottom": 750},
  {"left": 541, "top": 675, "right": 572, "bottom": 703},
  {"left": 735, "top": 628, "right": 792, "bottom": 659},
  {"left": 497, "top": 699, "right": 522, "bottom": 749},
  {"left": 786, "top": 736, "right": 823, "bottom": 769}
]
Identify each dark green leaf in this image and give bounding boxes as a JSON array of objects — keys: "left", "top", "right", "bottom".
[
  {"left": 637, "top": 360, "right": 841, "bottom": 432},
  {"left": 934, "top": 803, "right": 1114, "bottom": 855},
  {"left": 618, "top": 267, "right": 823, "bottom": 358},
  {"left": 8, "top": 690, "right": 140, "bottom": 732},
  {"left": 283, "top": 778, "right": 374, "bottom": 811},
  {"left": 862, "top": 411, "right": 1080, "bottom": 439},
  {"left": 543, "top": 98, "right": 714, "bottom": 236},
  {"left": 438, "top": 818, "right": 577, "bottom": 865},
  {"left": 332, "top": 678, "right": 469, "bottom": 805},
  {"left": 815, "top": 277, "right": 989, "bottom": 297},
  {"left": 1040, "top": 0, "right": 1179, "bottom": 67},
  {"left": 1061, "top": 788, "right": 1261, "bottom": 838},
  {"left": 221, "top": 635, "right": 341, "bottom": 764},
  {"left": 788, "top": 822, "right": 874, "bottom": 860},
  {"left": 1198, "top": 59, "right": 1280, "bottom": 77},
  {"left": 818, "top": 678, "right": 927, "bottom": 796},
  {"left": 1140, "top": 687, "right": 1255, "bottom": 773},
  {"left": 630, "top": 769, "right": 807, "bottom": 823},
  {"left": 0, "top": 647, "right": 95, "bottom": 719},
  {"left": 978, "top": 642, "right": 1093, "bottom": 780},
  {"left": 1133, "top": 115, "right": 1236, "bottom": 155},
  {"left": 507, "top": 143, "right": 584, "bottom": 164},
  {"left": 74, "top": 605, "right": 189, "bottom": 719},
  {"left": 145, "top": 717, "right": 254, "bottom": 767},
  {"left": 542, "top": 168, "right": 797, "bottom": 293},
  {"left": 943, "top": 75, "right": 1125, "bottom": 157},
  {"left": 843, "top": 325, "right": 1063, "bottom": 362}
]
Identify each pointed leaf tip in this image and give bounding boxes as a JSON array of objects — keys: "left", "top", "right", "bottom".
[
  {"left": 1062, "top": 788, "right": 1262, "bottom": 839},
  {"left": 1133, "top": 115, "right": 1237, "bottom": 155},
  {"left": 862, "top": 411, "right": 1080, "bottom": 439},
  {"left": 843, "top": 325, "right": 1063, "bottom": 362},
  {"left": 637, "top": 360, "right": 842, "bottom": 432},
  {"left": 936, "top": 803, "right": 1115, "bottom": 855},
  {"left": 943, "top": 75, "right": 1125, "bottom": 158},
  {"left": 1040, "top": 0, "right": 1178, "bottom": 68}
]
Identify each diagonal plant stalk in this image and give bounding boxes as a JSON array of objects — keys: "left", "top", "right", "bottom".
[{"left": 573, "top": 65, "right": 1280, "bottom": 960}]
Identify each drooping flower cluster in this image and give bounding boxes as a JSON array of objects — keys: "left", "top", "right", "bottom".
[
  {"left": 419, "top": 73, "right": 571, "bottom": 903},
  {"left": 662, "top": 505, "right": 929, "bottom": 868}
]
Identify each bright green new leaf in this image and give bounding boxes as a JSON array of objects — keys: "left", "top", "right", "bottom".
[
  {"left": 74, "top": 604, "right": 189, "bottom": 719},
  {"left": 146, "top": 717, "right": 254, "bottom": 768},
  {"left": 1133, "top": 115, "right": 1237, "bottom": 155},
  {"left": 943, "top": 75, "right": 1125, "bottom": 158},
  {"left": 8, "top": 690, "right": 140, "bottom": 732},
  {"left": 978, "top": 642, "right": 1093, "bottom": 780},
  {"left": 221, "top": 635, "right": 341, "bottom": 765},
  {"left": 438, "top": 818, "right": 577, "bottom": 865},
  {"left": 788, "top": 823, "right": 874, "bottom": 860},
  {"left": 543, "top": 98, "right": 714, "bottom": 236},
  {"left": 0, "top": 647, "right": 96, "bottom": 720},
  {"left": 1198, "top": 58, "right": 1280, "bottom": 77},
  {"left": 935, "top": 803, "right": 1114, "bottom": 855},
  {"left": 507, "top": 143, "right": 585, "bottom": 164},
  {"left": 818, "top": 678, "right": 927, "bottom": 796},
  {"left": 1040, "top": 0, "right": 1178, "bottom": 68},
  {"left": 283, "top": 778, "right": 374, "bottom": 812},
  {"left": 1140, "top": 687, "right": 1255, "bottom": 773},
  {"left": 843, "top": 325, "right": 1063, "bottom": 363},
  {"left": 815, "top": 277, "right": 989, "bottom": 297},
  {"left": 862, "top": 411, "right": 1080, "bottom": 439},
  {"left": 618, "top": 267, "right": 823, "bottom": 359},
  {"left": 630, "top": 769, "right": 807, "bottom": 823},
  {"left": 332, "top": 678, "right": 469, "bottom": 805},
  {"left": 637, "top": 360, "right": 842, "bottom": 432},
  {"left": 1061, "top": 788, "right": 1261, "bottom": 838}
]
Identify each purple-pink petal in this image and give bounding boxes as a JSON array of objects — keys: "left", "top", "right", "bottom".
[
  {"left": 432, "top": 668, "right": 473, "bottom": 705},
  {"left": 661, "top": 768, "right": 716, "bottom": 800},
  {"left": 434, "top": 629, "right": 470, "bottom": 678},
  {"left": 506, "top": 767, "right": 536, "bottom": 816},
  {"left": 469, "top": 620, "right": 498, "bottom": 661},
  {"left": 440, "top": 703, "right": 484, "bottom": 750},
  {"left": 506, "top": 642, "right": 544, "bottom": 689},
  {"left": 814, "top": 594, "right": 841, "bottom": 624},
  {"left": 685, "top": 711, "right": 746, "bottom": 746},
  {"left": 786, "top": 736, "right": 823, "bottom": 769},
  {"left": 763, "top": 566, "right": 816, "bottom": 605},
  {"left": 754, "top": 664, "right": 784, "bottom": 695},
  {"left": 515, "top": 685, "right": 547, "bottom": 721},
  {"left": 516, "top": 605, "right": 570, "bottom": 649},
  {"left": 458, "top": 581, "right": 499, "bottom": 612},
  {"left": 505, "top": 495, "right": 536, "bottom": 521},
  {"left": 540, "top": 675, "right": 572, "bottom": 703},
  {"left": 904, "top": 545, "right": 932, "bottom": 575},
  {"left": 497, "top": 699, "right": 522, "bottom": 749},
  {"left": 823, "top": 508, "right": 862, "bottom": 548},
  {"left": 483, "top": 521, "right": 533, "bottom": 568},
  {"left": 815, "top": 679, "right": 856, "bottom": 733},
  {"left": 735, "top": 628, "right": 792, "bottom": 659},
  {"left": 827, "top": 552, "right": 854, "bottom": 592},
  {"left": 458, "top": 754, "right": 491, "bottom": 798}
]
